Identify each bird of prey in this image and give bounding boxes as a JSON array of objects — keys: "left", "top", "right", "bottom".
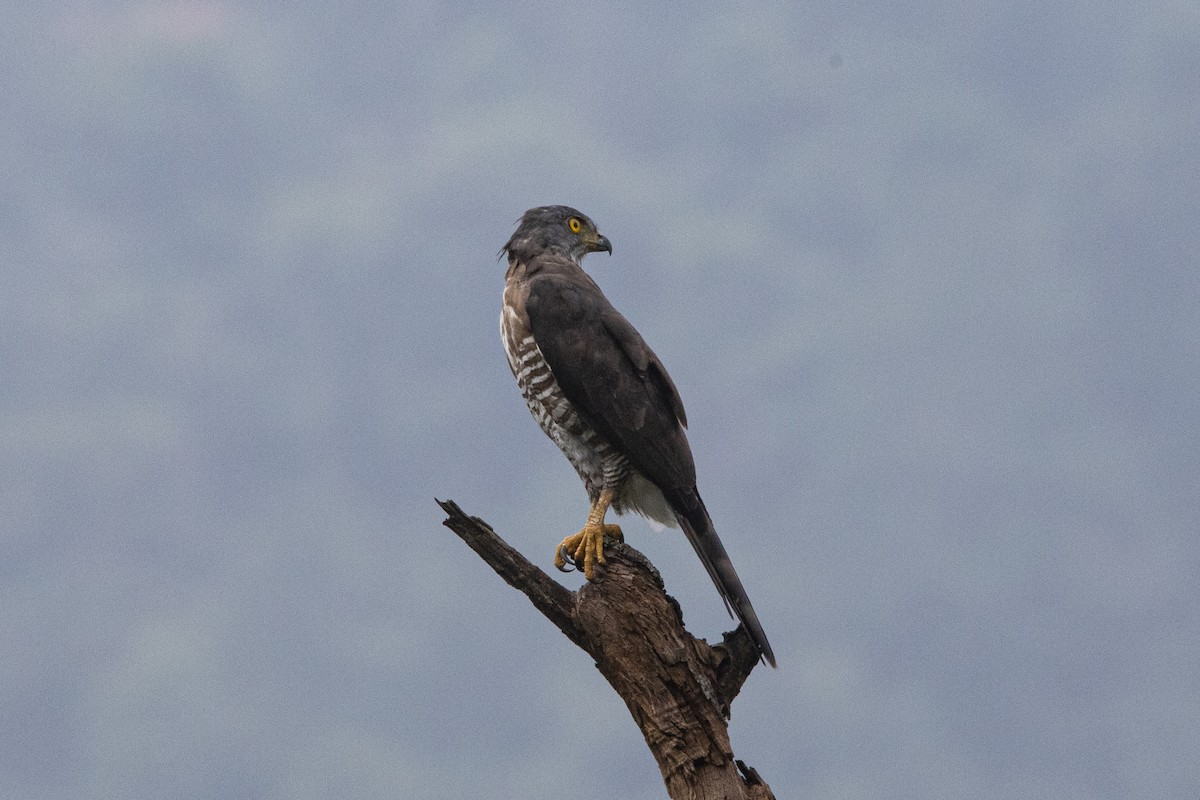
[{"left": 499, "top": 205, "right": 776, "bottom": 667}]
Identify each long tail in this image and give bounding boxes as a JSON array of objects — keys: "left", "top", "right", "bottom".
[{"left": 669, "top": 488, "right": 776, "bottom": 667}]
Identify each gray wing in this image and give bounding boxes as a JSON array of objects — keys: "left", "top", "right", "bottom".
[{"left": 525, "top": 267, "right": 695, "bottom": 494}]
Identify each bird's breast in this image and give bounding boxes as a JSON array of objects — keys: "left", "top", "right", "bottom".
[{"left": 501, "top": 292, "right": 615, "bottom": 497}]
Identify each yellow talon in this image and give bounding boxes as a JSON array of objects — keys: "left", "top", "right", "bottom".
[
  {"left": 553, "top": 524, "right": 623, "bottom": 579},
  {"left": 552, "top": 489, "right": 623, "bottom": 580}
]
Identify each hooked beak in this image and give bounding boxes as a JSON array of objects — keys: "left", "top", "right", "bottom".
[{"left": 585, "top": 232, "right": 612, "bottom": 255}]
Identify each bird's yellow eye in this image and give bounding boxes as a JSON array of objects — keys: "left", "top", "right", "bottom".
[{"left": 568, "top": 217, "right": 582, "bottom": 233}]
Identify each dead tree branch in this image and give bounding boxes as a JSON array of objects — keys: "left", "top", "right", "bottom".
[{"left": 437, "top": 498, "right": 774, "bottom": 800}]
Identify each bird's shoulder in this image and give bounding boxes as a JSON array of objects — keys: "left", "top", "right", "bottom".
[
  {"left": 520, "top": 256, "right": 610, "bottom": 316},
  {"left": 522, "top": 258, "right": 631, "bottom": 358},
  {"left": 519, "top": 256, "right": 689, "bottom": 431}
]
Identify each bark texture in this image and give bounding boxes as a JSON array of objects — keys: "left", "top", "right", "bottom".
[{"left": 437, "top": 498, "right": 774, "bottom": 800}]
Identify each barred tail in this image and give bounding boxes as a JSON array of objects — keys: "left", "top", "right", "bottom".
[{"left": 670, "top": 489, "right": 776, "bottom": 668}]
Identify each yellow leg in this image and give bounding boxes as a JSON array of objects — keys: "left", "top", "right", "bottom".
[{"left": 554, "top": 488, "right": 624, "bottom": 580}]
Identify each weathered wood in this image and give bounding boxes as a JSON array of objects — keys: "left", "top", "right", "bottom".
[{"left": 437, "top": 498, "right": 774, "bottom": 800}]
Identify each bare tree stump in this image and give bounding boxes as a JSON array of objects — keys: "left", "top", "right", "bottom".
[{"left": 437, "top": 498, "right": 774, "bottom": 800}]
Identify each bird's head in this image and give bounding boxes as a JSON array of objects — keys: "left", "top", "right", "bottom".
[{"left": 500, "top": 205, "right": 612, "bottom": 265}]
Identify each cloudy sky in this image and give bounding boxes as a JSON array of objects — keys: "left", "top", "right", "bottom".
[{"left": 3, "top": 2, "right": 1198, "bottom": 798}]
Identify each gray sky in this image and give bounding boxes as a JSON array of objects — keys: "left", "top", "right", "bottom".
[{"left": 3, "top": 2, "right": 1198, "bottom": 798}]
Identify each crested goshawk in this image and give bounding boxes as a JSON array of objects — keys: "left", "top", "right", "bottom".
[{"left": 499, "top": 205, "right": 775, "bottom": 667}]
